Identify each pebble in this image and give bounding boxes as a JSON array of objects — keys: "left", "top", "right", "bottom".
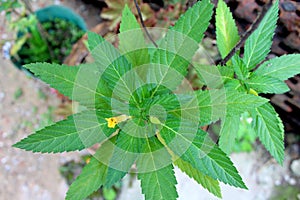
[
  {"left": 1, "top": 157, "right": 8, "bottom": 164},
  {"left": 289, "top": 178, "right": 296, "bottom": 185},
  {"left": 1, "top": 33, "right": 8, "bottom": 40},
  {"left": 2, "top": 132, "right": 8, "bottom": 138},
  {"left": 54, "top": 0, "right": 61, "bottom": 5},
  {"left": 4, "top": 164, "right": 11, "bottom": 171},
  {"left": 0, "top": 92, "right": 5, "bottom": 102},
  {"left": 274, "top": 179, "right": 281, "bottom": 186},
  {"left": 284, "top": 174, "right": 290, "bottom": 182},
  {"left": 291, "top": 159, "right": 300, "bottom": 177}
]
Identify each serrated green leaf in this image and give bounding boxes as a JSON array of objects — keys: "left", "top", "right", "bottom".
[
  {"left": 243, "top": 0, "right": 279, "bottom": 70},
  {"left": 174, "top": 158, "right": 222, "bottom": 198},
  {"left": 247, "top": 75, "right": 289, "bottom": 94},
  {"left": 170, "top": 0, "right": 213, "bottom": 44},
  {"left": 231, "top": 55, "right": 249, "bottom": 80},
  {"left": 138, "top": 165, "right": 178, "bottom": 200},
  {"left": 251, "top": 103, "right": 284, "bottom": 164},
  {"left": 216, "top": 0, "right": 240, "bottom": 59},
  {"left": 149, "top": 93, "right": 181, "bottom": 111},
  {"left": 66, "top": 156, "right": 107, "bottom": 200},
  {"left": 219, "top": 115, "right": 240, "bottom": 154},
  {"left": 119, "top": 4, "right": 140, "bottom": 31},
  {"left": 13, "top": 110, "right": 115, "bottom": 153},
  {"left": 66, "top": 136, "right": 123, "bottom": 200},
  {"left": 160, "top": 124, "right": 247, "bottom": 188},
  {"left": 197, "top": 90, "right": 268, "bottom": 125},
  {"left": 194, "top": 64, "right": 234, "bottom": 89},
  {"left": 87, "top": 31, "right": 105, "bottom": 51},
  {"left": 150, "top": 0, "right": 214, "bottom": 97},
  {"left": 169, "top": 90, "right": 267, "bottom": 125},
  {"left": 88, "top": 34, "right": 143, "bottom": 107},
  {"left": 24, "top": 62, "right": 111, "bottom": 110},
  {"left": 136, "top": 135, "right": 178, "bottom": 200},
  {"left": 105, "top": 130, "right": 143, "bottom": 187},
  {"left": 253, "top": 54, "right": 300, "bottom": 81},
  {"left": 119, "top": 4, "right": 150, "bottom": 67}
]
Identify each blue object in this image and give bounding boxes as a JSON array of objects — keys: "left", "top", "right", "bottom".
[{"left": 35, "top": 5, "right": 87, "bottom": 31}]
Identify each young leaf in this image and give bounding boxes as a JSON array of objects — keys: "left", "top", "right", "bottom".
[
  {"left": 243, "top": 0, "right": 279, "bottom": 70},
  {"left": 247, "top": 75, "right": 289, "bottom": 94},
  {"left": 160, "top": 120, "right": 247, "bottom": 188},
  {"left": 218, "top": 115, "right": 240, "bottom": 154},
  {"left": 13, "top": 110, "right": 115, "bottom": 153},
  {"left": 231, "top": 55, "right": 248, "bottom": 80},
  {"left": 174, "top": 157, "right": 222, "bottom": 198},
  {"left": 119, "top": 4, "right": 150, "bottom": 66},
  {"left": 150, "top": 0, "right": 214, "bottom": 96},
  {"left": 216, "top": 0, "right": 240, "bottom": 59},
  {"left": 251, "top": 103, "right": 284, "bottom": 164},
  {"left": 253, "top": 54, "right": 300, "bottom": 81}
]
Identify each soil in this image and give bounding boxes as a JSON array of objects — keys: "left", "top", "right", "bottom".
[{"left": 0, "top": 56, "right": 71, "bottom": 199}]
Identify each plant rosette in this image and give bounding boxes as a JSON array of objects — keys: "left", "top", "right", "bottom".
[
  {"left": 13, "top": 1, "right": 300, "bottom": 200},
  {"left": 10, "top": 5, "right": 87, "bottom": 75}
]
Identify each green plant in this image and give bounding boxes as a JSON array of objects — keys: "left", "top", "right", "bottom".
[
  {"left": 1, "top": 1, "right": 85, "bottom": 66},
  {"left": 15, "top": 17, "right": 85, "bottom": 64},
  {"left": 10, "top": 14, "right": 52, "bottom": 63},
  {"left": 13, "top": 0, "right": 300, "bottom": 199}
]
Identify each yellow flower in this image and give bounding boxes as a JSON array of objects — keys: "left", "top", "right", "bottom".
[{"left": 105, "top": 115, "right": 131, "bottom": 128}]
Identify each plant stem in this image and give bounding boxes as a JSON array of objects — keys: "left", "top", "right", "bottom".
[
  {"left": 133, "top": 0, "right": 158, "bottom": 48},
  {"left": 219, "top": 0, "right": 274, "bottom": 66}
]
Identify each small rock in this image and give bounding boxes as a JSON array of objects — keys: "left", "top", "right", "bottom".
[
  {"left": 274, "top": 180, "right": 281, "bottom": 186},
  {"left": 1, "top": 157, "right": 8, "bottom": 164},
  {"left": 4, "top": 164, "right": 11, "bottom": 171},
  {"left": 0, "top": 92, "right": 5, "bottom": 102},
  {"left": 289, "top": 178, "right": 296, "bottom": 185},
  {"left": 291, "top": 159, "right": 300, "bottom": 177},
  {"left": 284, "top": 174, "right": 290, "bottom": 182}
]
